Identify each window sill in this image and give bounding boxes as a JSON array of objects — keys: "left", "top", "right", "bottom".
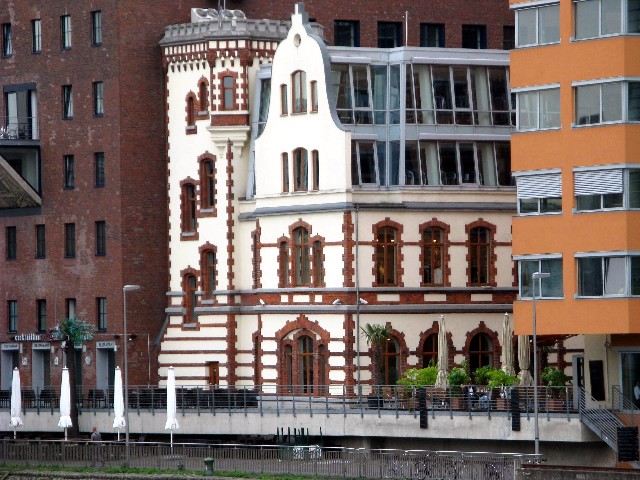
[
  {"left": 575, "top": 294, "right": 630, "bottom": 299},
  {"left": 515, "top": 127, "right": 561, "bottom": 133},
  {"left": 517, "top": 211, "right": 562, "bottom": 216}
]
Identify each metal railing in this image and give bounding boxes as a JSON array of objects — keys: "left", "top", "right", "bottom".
[
  {"left": 0, "top": 119, "right": 39, "bottom": 140},
  {"left": 0, "top": 440, "right": 541, "bottom": 480},
  {"left": 4, "top": 384, "right": 577, "bottom": 418},
  {"left": 578, "top": 386, "right": 622, "bottom": 451}
]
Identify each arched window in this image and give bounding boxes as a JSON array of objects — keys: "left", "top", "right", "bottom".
[
  {"left": 187, "top": 96, "right": 196, "bottom": 126},
  {"left": 299, "top": 335, "right": 314, "bottom": 393},
  {"left": 310, "top": 80, "right": 318, "bottom": 112},
  {"left": 221, "top": 76, "right": 235, "bottom": 110},
  {"left": 201, "top": 249, "right": 216, "bottom": 297},
  {"left": 198, "top": 81, "right": 208, "bottom": 112},
  {"left": 279, "top": 241, "right": 289, "bottom": 287},
  {"left": 469, "top": 226, "right": 490, "bottom": 285},
  {"left": 293, "top": 148, "right": 308, "bottom": 191},
  {"left": 282, "top": 153, "right": 289, "bottom": 192},
  {"left": 312, "top": 150, "right": 319, "bottom": 191},
  {"left": 422, "top": 226, "right": 445, "bottom": 285},
  {"left": 313, "top": 240, "right": 323, "bottom": 286},
  {"left": 469, "top": 332, "right": 494, "bottom": 372},
  {"left": 181, "top": 184, "right": 196, "bottom": 233},
  {"left": 375, "top": 226, "right": 397, "bottom": 285},
  {"left": 382, "top": 337, "right": 400, "bottom": 385},
  {"left": 291, "top": 70, "right": 307, "bottom": 113},
  {"left": 200, "top": 159, "right": 215, "bottom": 209},
  {"left": 292, "top": 227, "right": 310, "bottom": 286},
  {"left": 183, "top": 274, "right": 197, "bottom": 323},
  {"left": 422, "top": 333, "right": 438, "bottom": 368}
]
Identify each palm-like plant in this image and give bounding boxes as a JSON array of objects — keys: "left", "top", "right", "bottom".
[
  {"left": 53, "top": 317, "right": 95, "bottom": 438},
  {"left": 361, "top": 323, "right": 392, "bottom": 393}
]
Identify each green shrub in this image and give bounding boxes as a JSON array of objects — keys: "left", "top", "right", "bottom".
[
  {"left": 473, "top": 365, "right": 495, "bottom": 385},
  {"left": 397, "top": 366, "right": 438, "bottom": 388},
  {"left": 486, "top": 369, "right": 518, "bottom": 389},
  {"left": 541, "top": 367, "right": 571, "bottom": 387},
  {"left": 447, "top": 367, "right": 470, "bottom": 387}
]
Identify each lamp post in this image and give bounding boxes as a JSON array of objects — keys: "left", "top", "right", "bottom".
[
  {"left": 531, "top": 271, "right": 549, "bottom": 456},
  {"left": 123, "top": 284, "right": 141, "bottom": 465}
]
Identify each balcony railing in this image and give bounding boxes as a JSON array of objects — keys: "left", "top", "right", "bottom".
[
  {"left": 0, "top": 119, "right": 39, "bottom": 140},
  {"left": 2, "top": 384, "right": 577, "bottom": 418}
]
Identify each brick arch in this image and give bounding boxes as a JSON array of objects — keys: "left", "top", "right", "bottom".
[
  {"left": 364, "top": 323, "right": 409, "bottom": 384},
  {"left": 275, "top": 315, "right": 330, "bottom": 345},
  {"left": 372, "top": 218, "right": 404, "bottom": 287},
  {"left": 417, "top": 320, "right": 455, "bottom": 369},
  {"left": 309, "top": 233, "right": 326, "bottom": 288},
  {"left": 419, "top": 218, "right": 451, "bottom": 287},
  {"left": 179, "top": 267, "right": 199, "bottom": 325},
  {"left": 197, "top": 152, "right": 217, "bottom": 216},
  {"left": 185, "top": 91, "right": 197, "bottom": 132},
  {"left": 215, "top": 69, "right": 239, "bottom": 111},
  {"left": 179, "top": 178, "right": 199, "bottom": 240},
  {"left": 463, "top": 321, "right": 501, "bottom": 369},
  {"left": 465, "top": 218, "right": 497, "bottom": 287},
  {"left": 198, "top": 242, "right": 218, "bottom": 298}
]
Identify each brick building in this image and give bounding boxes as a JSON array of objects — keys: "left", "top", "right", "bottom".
[{"left": 0, "top": 1, "right": 215, "bottom": 395}]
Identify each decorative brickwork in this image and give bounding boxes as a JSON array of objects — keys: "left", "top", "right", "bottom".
[
  {"left": 418, "top": 218, "right": 451, "bottom": 287},
  {"left": 197, "top": 152, "right": 217, "bottom": 217},
  {"left": 197, "top": 76, "right": 210, "bottom": 119},
  {"left": 465, "top": 218, "right": 497, "bottom": 287},
  {"left": 463, "top": 321, "right": 501, "bottom": 369},
  {"left": 417, "top": 320, "right": 455, "bottom": 369},
  {"left": 342, "top": 211, "right": 355, "bottom": 287},
  {"left": 198, "top": 242, "right": 218, "bottom": 300},
  {"left": 251, "top": 220, "right": 262, "bottom": 289},
  {"left": 371, "top": 218, "right": 404, "bottom": 287}
]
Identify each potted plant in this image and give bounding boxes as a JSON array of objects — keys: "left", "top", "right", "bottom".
[
  {"left": 361, "top": 323, "right": 392, "bottom": 407},
  {"left": 397, "top": 363, "right": 438, "bottom": 409},
  {"left": 487, "top": 369, "right": 518, "bottom": 410},
  {"left": 541, "top": 367, "right": 571, "bottom": 410},
  {"left": 447, "top": 363, "right": 471, "bottom": 409}
]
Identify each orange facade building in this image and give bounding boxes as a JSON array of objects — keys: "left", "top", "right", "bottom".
[{"left": 510, "top": 0, "right": 640, "bottom": 403}]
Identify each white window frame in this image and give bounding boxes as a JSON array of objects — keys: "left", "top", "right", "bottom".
[
  {"left": 575, "top": 251, "right": 640, "bottom": 298},
  {"left": 573, "top": 78, "right": 640, "bottom": 126},
  {"left": 514, "top": 168, "right": 563, "bottom": 215},
  {"left": 514, "top": 254, "right": 564, "bottom": 299},
  {"left": 514, "top": 2, "right": 561, "bottom": 48},
  {"left": 514, "top": 84, "right": 561, "bottom": 131}
]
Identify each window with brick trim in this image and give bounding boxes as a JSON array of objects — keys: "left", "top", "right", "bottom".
[
  {"left": 6, "top": 226, "right": 16, "bottom": 260},
  {"left": 198, "top": 80, "right": 208, "bottom": 112},
  {"left": 292, "top": 227, "right": 310, "bottom": 286},
  {"left": 91, "top": 11, "right": 102, "bottom": 46},
  {"left": 7, "top": 300, "right": 17, "bottom": 333},
  {"left": 61, "top": 15, "right": 72, "bottom": 50},
  {"left": 310, "top": 81, "right": 318, "bottom": 112},
  {"left": 279, "top": 241, "right": 289, "bottom": 287},
  {"left": 312, "top": 150, "right": 319, "bottom": 191},
  {"left": 2, "top": 23, "right": 13, "bottom": 57},
  {"left": 187, "top": 96, "right": 196, "bottom": 126},
  {"left": 378, "top": 22, "right": 402, "bottom": 48},
  {"left": 35, "top": 224, "right": 45, "bottom": 259},
  {"left": 93, "top": 81, "right": 104, "bottom": 116},
  {"left": 421, "top": 334, "right": 438, "bottom": 367},
  {"left": 64, "top": 223, "right": 75, "bottom": 258},
  {"left": 280, "top": 333, "right": 328, "bottom": 395},
  {"left": 292, "top": 71, "right": 307, "bottom": 113},
  {"left": 181, "top": 184, "right": 197, "bottom": 233},
  {"left": 299, "top": 335, "right": 314, "bottom": 393},
  {"left": 96, "top": 297, "right": 107, "bottom": 331},
  {"left": 63, "top": 155, "right": 74, "bottom": 189},
  {"left": 62, "top": 85, "right": 73, "bottom": 119},
  {"left": 201, "top": 249, "right": 216, "bottom": 297},
  {"left": 334, "top": 20, "right": 360, "bottom": 47},
  {"left": 282, "top": 153, "right": 289, "bottom": 192},
  {"left": 32, "top": 20, "right": 42, "bottom": 53},
  {"left": 468, "top": 332, "right": 494, "bottom": 371},
  {"left": 221, "top": 76, "right": 235, "bottom": 110},
  {"left": 200, "top": 159, "right": 215, "bottom": 209},
  {"left": 313, "top": 240, "right": 324, "bottom": 286},
  {"left": 468, "top": 226, "right": 491, "bottom": 285},
  {"left": 183, "top": 274, "right": 197, "bottom": 323},
  {"left": 375, "top": 226, "right": 398, "bottom": 285},
  {"left": 36, "top": 299, "right": 46, "bottom": 333},
  {"left": 293, "top": 148, "right": 308, "bottom": 191},
  {"left": 95, "top": 152, "right": 105, "bottom": 187},
  {"left": 421, "top": 226, "right": 445, "bottom": 285},
  {"left": 382, "top": 337, "right": 400, "bottom": 385},
  {"left": 280, "top": 84, "right": 288, "bottom": 115},
  {"left": 95, "top": 221, "right": 106, "bottom": 255}
]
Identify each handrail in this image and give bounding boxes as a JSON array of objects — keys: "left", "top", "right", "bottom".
[
  {"left": 578, "top": 386, "right": 621, "bottom": 451},
  {"left": 0, "top": 119, "right": 39, "bottom": 140},
  {"left": 611, "top": 384, "right": 640, "bottom": 428}
]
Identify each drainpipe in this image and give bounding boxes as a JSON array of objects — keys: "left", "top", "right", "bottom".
[{"left": 355, "top": 204, "right": 361, "bottom": 397}]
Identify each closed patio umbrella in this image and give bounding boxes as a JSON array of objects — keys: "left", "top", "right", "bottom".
[
  {"left": 58, "top": 367, "right": 72, "bottom": 440},
  {"left": 10, "top": 368, "right": 23, "bottom": 439},
  {"left": 435, "top": 315, "right": 448, "bottom": 388},
  {"left": 517, "top": 335, "right": 533, "bottom": 386},
  {"left": 113, "top": 366, "right": 125, "bottom": 440},
  {"left": 502, "top": 314, "right": 515, "bottom": 376},
  {"left": 165, "top": 366, "right": 179, "bottom": 450}
]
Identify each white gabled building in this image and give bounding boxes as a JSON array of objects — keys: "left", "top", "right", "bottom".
[{"left": 160, "top": 3, "right": 582, "bottom": 393}]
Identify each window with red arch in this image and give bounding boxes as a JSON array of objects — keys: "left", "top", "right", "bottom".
[
  {"left": 421, "top": 226, "right": 446, "bottom": 285},
  {"left": 181, "top": 183, "right": 197, "bottom": 233},
  {"left": 469, "top": 226, "right": 491, "bottom": 285},
  {"left": 280, "top": 332, "right": 328, "bottom": 395},
  {"left": 198, "top": 80, "right": 208, "bottom": 112},
  {"left": 200, "top": 158, "right": 215, "bottom": 210},
  {"left": 200, "top": 248, "right": 216, "bottom": 297},
  {"left": 221, "top": 75, "right": 235, "bottom": 110},
  {"left": 468, "top": 332, "right": 494, "bottom": 372},
  {"left": 375, "top": 226, "right": 398, "bottom": 286},
  {"left": 186, "top": 96, "right": 196, "bottom": 126},
  {"left": 421, "top": 333, "right": 438, "bottom": 368},
  {"left": 183, "top": 273, "right": 198, "bottom": 324}
]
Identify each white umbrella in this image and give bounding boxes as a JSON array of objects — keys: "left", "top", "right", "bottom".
[
  {"left": 517, "top": 335, "right": 533, "bottom": 386},
  {"left": 58, "top": 367, "right": 73, "bottom": 440},
  {"left": 113, "top": 366, "right": 125, "bottom": 440},
  {"left": 502, "top": 314, "right": 515, "bottom": 376},
  {"left": 165, "top": 366, "right": 179, "bottom": 450},
  {"left": 10, "top": 368, "right": 23, "bottom": 439},
  {"left": 435, "top": 315, "right": 448, "bottom": 388}
]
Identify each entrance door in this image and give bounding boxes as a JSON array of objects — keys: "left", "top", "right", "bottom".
[
  {"left": 572, "top": 355, "right": 584, "bottom": 408},
  {"left": 207, "top": 361, "right": 219, "bottom": 386},
  {"left": 620, "top": 352, "right": 640, "bottom": 406}
]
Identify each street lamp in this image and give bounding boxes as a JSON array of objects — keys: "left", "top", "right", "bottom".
[
  {"left": 123, "top": 284, "right": 141, "bottom": 465},
  {"left": 531, "top": 271, "right": 549, "bottom": 456}
]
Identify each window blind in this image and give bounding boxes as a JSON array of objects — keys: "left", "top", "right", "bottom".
[
  {"left": 574, "top": 169, "right": 623, "bottom": 196},
  {"left": 516, "top": 173, "right": 562, "bottom": 199}
]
